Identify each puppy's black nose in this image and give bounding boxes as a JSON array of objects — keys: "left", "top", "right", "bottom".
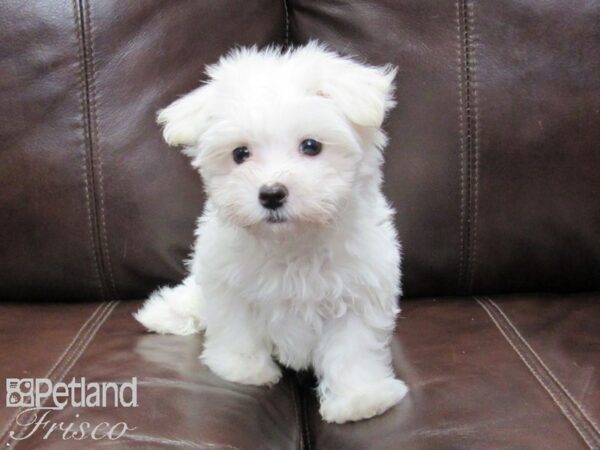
[{"left": 259, "top": 183, "right": 288, "bottom": 210}]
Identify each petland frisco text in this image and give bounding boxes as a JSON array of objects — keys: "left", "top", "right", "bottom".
[{"left": 5, "top": 377, "right": 138, "bottom": 442}]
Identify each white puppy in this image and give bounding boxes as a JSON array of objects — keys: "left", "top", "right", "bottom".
[{"left": 135, "top": 42, "right": 408, "bottom": 423}]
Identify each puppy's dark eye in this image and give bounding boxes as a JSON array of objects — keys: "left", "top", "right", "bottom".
[
  {"left": 232, "top": 146, "right": 250, "bottom": 164},
  {"left": 300, "top": 139, "right": 322, "bottom": 156}
]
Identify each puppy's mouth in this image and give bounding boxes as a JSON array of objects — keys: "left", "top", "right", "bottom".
[{"left": 265, "top": 211, "right": 288, "bottom": 224}]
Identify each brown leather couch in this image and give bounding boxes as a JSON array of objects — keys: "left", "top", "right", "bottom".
[{"left": 1, "top": 1, "right": 599, "bottom": 449}]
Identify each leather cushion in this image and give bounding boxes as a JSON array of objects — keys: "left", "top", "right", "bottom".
[
  {"left": 1, "top": 295, "right": 597, "bottom": 448},
  {"left": 290, "top": 0, "right": 600, "bottom": 296},
  {"left": 0, "top": 300, "right": 303, "bottom": 449},
  {"left": 304, "top": 294, "right": 600, "bottom": 449},
  {"left": 0, "top": 1, "right": 286, "bottom": 301}
]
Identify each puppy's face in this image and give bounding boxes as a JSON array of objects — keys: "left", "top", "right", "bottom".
[{"left": 158, "top": 43, "right": 396, "bottom": 233}]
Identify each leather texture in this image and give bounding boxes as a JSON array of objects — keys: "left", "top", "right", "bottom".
[
  {"left": 0, "top": 295, "right": 597, "bottom": 448},
  {"left": 290, "top": 0, "right": 600, "bottom": 296},
  {"left": 0, "top": 301, "right": 302, "bottom": 449},
  {"left": 2, "top": 1, "right": 599, "bottom": 300},
  {"left": 0, "top": 0, "right": 285, "bottom": 301},
  {"left": 304, "top": 294, "right": 600, "bottom": 449}
]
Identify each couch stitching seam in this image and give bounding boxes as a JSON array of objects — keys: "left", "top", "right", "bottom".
[
  {"left": 476, "top": 298, "right": 595, "bottom": 448},
  {"left": 456, "top": 0, "right": 467, "bottom": 292},
  {"left": 83, "top": 0, "right": 118, "bottom": 299},
  {"left": 476, "top": 297, "right": 599, "bottom": 449},
  {"left": 488, "top": 298, "right": 600, "bottom": 436},
  {"left": 41, "top": 304, "right": 108, "bottom": 389},
  {"left": 72, "top": 0, "right": 105, "bottom": 300},
  {"left": 8, "top": 301, "right": 119, "bottom": 446},
  {"left": 283, "top": 0, "right": 290, "bottom": 48},
  {"left": 45, "top": 302, "right": 114, "bottom": 387},
  {"left": 0, "top": 303, "right": 106, "bottom": 443},
  {"left": 290, "top": 375, "right": 305, "bottom": 450},
  {"left": 9, "top": 302, "right": 117, "bottom": 445},
  {"left": 0, "top": 302, "right": 112, "bottom": 446},
  {"left": 52, "top": 301, "right": 120, "bottom": 384},
  {"left": 459, "top": 0, "right": 477, "bottom": 293},
  {"left": 467, "top": 0, "right": 480, "bottom": 293},
  {"left": 301, "top": 383, "right": 312, "bottom": 450}
]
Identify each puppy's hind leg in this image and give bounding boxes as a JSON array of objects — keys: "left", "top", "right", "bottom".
[{"left": 134, "top": 276, "right": 205, "bottom": 335}]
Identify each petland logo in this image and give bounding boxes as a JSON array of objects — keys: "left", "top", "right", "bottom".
[{"left": 5, "top": 377, "right": 137, "bottom": 442}]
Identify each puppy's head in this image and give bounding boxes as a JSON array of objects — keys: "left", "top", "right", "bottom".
[{"left": 158, "top": 42, "right": 396, "bottom": 233}]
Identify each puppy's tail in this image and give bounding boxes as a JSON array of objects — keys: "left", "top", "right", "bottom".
[{"left": 134, "top": 276, "right": 205, "bottom": 336}]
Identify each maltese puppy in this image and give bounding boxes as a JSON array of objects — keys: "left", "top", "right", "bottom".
[{"left": 135, "top": 42, "right": 408, "bottom": 423}]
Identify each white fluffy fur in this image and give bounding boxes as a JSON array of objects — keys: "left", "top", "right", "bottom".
[{"left": 135, "top": 42, "right": 407, "bottom": 423}]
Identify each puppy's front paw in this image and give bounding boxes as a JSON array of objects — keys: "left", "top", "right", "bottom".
[
  {"left": 201, "top": 351, "right": 282, "bottom": 386},
  {"left": 320, "top": 378, "right": 408, "bottom": 424}
]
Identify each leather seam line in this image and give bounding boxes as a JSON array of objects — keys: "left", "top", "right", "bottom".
[
  {"left": 301, "top": 383, "right": 312, "bottom": 450},
  {"left": 467, "top": 0, "right": 480, "bottom": 294},
  {"left": 476, "top": 297, "right": 600, "bottom": 449},
  {"left": 283, "top": 0, "right": 291, "bottom": 48},
  {"left": 455, "top": 0, "right": 467, "bottom": 293},
  {"left": 50, "top": 301, "right": 120, "bottom": 388},
  {"left": 0, "top": 302, "right": 114, "bottom": 446},
  {"left": 82, "top": 0, "right": 118, "bottom": 300},
  {"left": 76, "top": 0, "right": 117, "bottom": 300},
  {"left": 456, "top": 0, "right": 465, "bottom": 296},
  {"left": 72, "top": 0, "right": 105, "bottom": 300},
  {"left": 0, "top": 302, "right": 106, "bottom": 443},
  {"left": 7, "top": 301, "right": 119, "bottom": 447},
  {"left": 457, "top": 0, "right": 474, "bottom": 293},
  {"left": 486, "top": 297, "right": 600, "bottom": 436},
  {"left": 290, "top": 374, "right": 305, "bottom": 450},
  {"left": 457, "top": 0, "right": 480, "bottom": 294}
]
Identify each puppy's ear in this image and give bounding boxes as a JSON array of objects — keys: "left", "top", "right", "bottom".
[
  {"left": 157, "top": 83, "right": 214, "bottom": 148},
  {"left": 318, "top": 57, "right": 397, "bottom": 128}
]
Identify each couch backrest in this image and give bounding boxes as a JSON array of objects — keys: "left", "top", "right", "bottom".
[{"left": 1, "top": 1, "right": 598, "bottom": 301}]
